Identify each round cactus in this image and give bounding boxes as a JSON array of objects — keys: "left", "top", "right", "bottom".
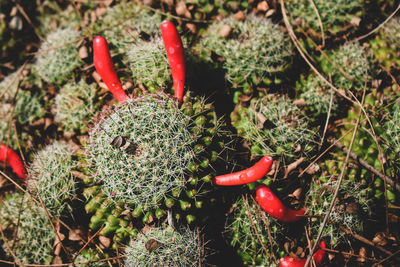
[
  {"left": 231, "top": 94, "right": 317, "bottom": 164},
  {"left": 55, "top": 79, "right": 100, "bottom": 134},
  {"left": 27, "top": 141, "right": 79, "bottom": 216},
  {"left": 198, "top": 14, "right": 294, "bottom": 100},
  {"left": 124, "top": 226, "right": 206, "bottom": 266},
  {"left": 286, "top": 0, "right": 365, "bottom": 40},
  {"left": 34, "top": 27, "right": 81, "bottom": 84},
  {"left": 385, "top": 101, "right": 400, "bottom": 155},
  {"left": 90, "top": 2, "right": 161, "bottom": 55},
  {"left": 0, "top": 193, "right": 56, "bottom": 264},
  {"left": 225, "top": 195, "right": 284, "bottom": 266}
]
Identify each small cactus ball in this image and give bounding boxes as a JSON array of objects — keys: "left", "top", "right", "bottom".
[
  {"left": 27, "top": 141, "right": 79, "bottom": 216},
  {"left": 198, "top": 14, "right": 294, "bottom": 99},
  {"left": 0, "top": 193, "right": 56, "bottom": 265},
  {"left": 124, "top": 226, "right": 207, "bottom": 266}
]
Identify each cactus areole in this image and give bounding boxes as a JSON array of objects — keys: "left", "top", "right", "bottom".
[
  {"left": 0, "top": 143, "right": 27, "bottom": 179},
  {"left": 160, "top": 21, "right": 185, "bottom": 103},
  {"left": 93, "top": 36, "right": 129, "bottom": 102},
  {"left": 256, "top": 184, "right": 305, "bottom": 222},
  {"left": 279, "top": 240, "right": 326, "bottom": 267},
  {"left": 213, "top": 155, "right": 273, "bottom": 185}
]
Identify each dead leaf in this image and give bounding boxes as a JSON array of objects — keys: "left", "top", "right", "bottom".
[
  {"left": 99, "top": 235, "right": 111, "bottom": 249},
  {"left": 257, "top": 1, "right": 269, "bottom": 12},
  {"left": 219, "top": 25, "right": 232, "bottom": 38},
  {"left": 234, "top": 11, "right": 245, "bottom": 21}
]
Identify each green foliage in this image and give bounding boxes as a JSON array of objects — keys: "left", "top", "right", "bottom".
[
  {"left": 320, "top": 42, "right": 374, "bottom": 92},
  {"left": 34, "top": 27, "right": 81, "bottom": 84},
  {"left": 231, "top": 94, "right": 317, "bottom": 164},
  {"left": 73, "top": 248, "right": 109, "bottom": 267},
  {"left": 198, "top": 14, "right": 294, "bottom": 99},
  {"left": 90, "top": 2, "right": 161, "bottom": 54},
  {"left": 27, "top": 141, "right": 78, "bottom": 216},
  {"left": 225, "top": 196, "right": 282, "bottom": 266},
  {"left": 286, "top": 0, "right": 365, "bottom": 38},
  {"left": 55, "top": 79, "right": 100, "bottom": 134},
  {"left": 0, "top": 193, "right": 55, "bottom": 265},
  {"left": 124, "top": 226, "right": 206, "bottom": 267}
]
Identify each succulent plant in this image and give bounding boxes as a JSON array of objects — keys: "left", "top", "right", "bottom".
[
  {"left": 231, "top": 94, "right": 317, "bottom": 164},
  {"left": 0, "top": 192, "right": 56, "bottom": 264},
  {"left": 55, "top": 79, "right": 100, "bottom": 134},
  {"left": 34, "top": 27, "right": 81, "bottom": 84},
  {"left": 124, "top": 226, "right": 207, "bottom": 267},
  {"left": 72, "top": 248, "right": 109, "bottom": 267},
  {"left": 370, "top": 16, "right": 400, "bottom": 70},
  {"left": 198, "top": 14, "right": 294, "bottom": 102},
  {"left": 225, "top": 195, "right": 284, "bottom": 266},
  {"left": 85, "top": 91, "right": 229, "bottom": 242},
  {"left": 90, "top": 2, "right": 161, "bottom": 55},
  {"left": 385, "top": 100, "right": 400, "bottom": 155},
  {"left": 286, "top": 0, "right": 365, "bottom": 40},
  {"left": 27, "top": 141, "right": 79, "bottom": 216}
]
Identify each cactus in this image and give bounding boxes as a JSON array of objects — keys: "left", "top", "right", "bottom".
[
  {"left": 85, "top": 91, "right": 229, "bottom": 241},
  {"left": 34, "top": 27, "right": 81, "bottom": 84},
  {"left": 197, "top": 14, "right": 294, "bottom": 101},
  {"left": 225, "top": 195, "right": 284, "bottom": 266},
  {"left": 370, "top": 16, "right": 400, "bottom": 70},
  {"left": 0, "top": 193, "right": 56, "bottom": 264},
  {"left": 320, "top": 42, "right": 375, "bottom": 93},
  {"left": 385, "top": 100, "right": 400, "bottom": 155},
  {"left": 286, "top": 0, "right": 365, "bottom": 40},
  {"left": 27, "top": 141, "right": 79, "bottom": 216},
  {"left": 231, "top": 94, "right": 317, "bottom": 164},
  {"left": 124, "top": 226, "right": 206, "bottom": 266},
  {"left": 55, "top": 79, "right": 100, "bottom": 134},
  {"left": 72, "top": 248, "right": 109, "bottom": 267},
  {"left": 90, "top": 2, "right": 161, "bottom": 55}
]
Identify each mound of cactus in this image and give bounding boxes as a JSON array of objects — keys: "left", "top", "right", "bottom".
[
  {"left": 198, "top": 14, "right": 294, "bottom": 101},
  {"left": 231, "top": 94, "right": 317, "bottom": 164},
  {"left": 225, "top": 195, "right": 285, "bottom": 266},
  {"left": 54, "top": 79, "right": 100, "bottom": 134},
  {"left": 0, "top": 193, "right": 56, "bottom": 264},
  {"left": 385, "top": 100, "right": 400, "bottom": 155},
  {"left": 27, "top": 141, "right": 79, "bottom": 216},
  {"left": 34, "top": 27, "right": 81, "bottom": 84},
  {"left": 124, "top": 226, "right": 207, "bottom": 266}
]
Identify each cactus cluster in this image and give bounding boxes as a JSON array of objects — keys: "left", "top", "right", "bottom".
[
  {"left": 225, "top": 195, "right": 284, "bottom": 266},
  {"left": 54, "top": 79, "right": 100, "bottom": 134},
  {"left": 286, "top": 0, "right": 365, "bottom": 40},
  {"left": 85, "top": 91, "right": 228, "bottom": 243},
  {"left": 370, "top": 16, "right": 400, "bottom": 70},
  {"left": 0, "top": 193, "right": 55, "bottom": 264},
  {"left": 34, "top": 27, "right": 81, "bottom": 84},
  {"left": 72, "top": 248, "right": 109, "bottom": 267},
  {"left": 198, "top": 14, "right": 294, "bottom": 101},
  {"left": 385, "top": 100, "right": 400, "bottom": 155},
  {"left": 27, "top": 141, "right": 79, "bottom": 216},
  {"left": 231, "top": 94, "right": 317, "bottom": 164},
  {"left": 124, "top": 226, "right": 206, "bottom": 266}
]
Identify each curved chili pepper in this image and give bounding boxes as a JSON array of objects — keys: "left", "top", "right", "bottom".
[
  {"left": 213, "top": 156, "right": 273, "bottom": 186},
  {"left": 0, "top": 143, "right": 27, "bottom": 180},
  {"left": 256, "top": 184, "right": 305, "bottom": 222},
  {"left": 93, "top": 36, "right": 129, "bottom": 102},
  {"left": 160, "top": 21, "right": 185, "bottom": 103},
  {"left": 279, "top": 240, "right": 326, "bottom": 267}
]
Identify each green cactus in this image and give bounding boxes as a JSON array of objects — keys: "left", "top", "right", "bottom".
[
  {"left": 72, "top": 248, "right": 109, "bottom": 267},
  {"left": 286, "top": 0, "right": 365, "bottom": 40},
  {"left": 225, "top": 195, "right": 284, "bottom": 266},
  {"left": 385, "top": 100, "right": 400, "bottom": 155},
  {"left": 90, "top": 2, "right": 161, "bottom": 55},
  {"left": 54, "top": 79, "right": 101, "bottom": 134},
  {"left": 0, "top": 193, "right": 56, "bottom": 264},
  {"left": 370, "top": 16, "right": 400, "bottom": 70},
  {"left": 197, "top": 14, "right": 294, "bottom": 102},
  {"left": 231, "top": 94, "right": 317, "bottom": 164},
  {"left": 34, "top": 27, "right": 81, "bottom": 84},
  {"left": 124, "top": 226, "right": 206, "bottom": 266},
  {"left": 27, "top": 141, "right": 79, "bottom": 216},
  {"left": 320, "top": 42, "right": 375, "bottom": 93},
  {"left": 85, "top": 91, "right": 229, "bottom": 242}
]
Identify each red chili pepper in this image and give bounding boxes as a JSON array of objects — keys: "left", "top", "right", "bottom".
[
  {"left": 160, "top": 21, "right": 185, "bottom": 103},
  {"left": 0, "top": 143, "right": 27, "bottom": 180},
  {"left": 213, "top": 156, "right": 273, "bottom": 186},
  {"left": 255, "top": 184, "right": 305, "bottom": 222},
  {"left": 93, "top": 36, "right": 129, "bottom": 102},
  {"left": 279, "top": 241, "right": 326, "bottom": 267}
]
